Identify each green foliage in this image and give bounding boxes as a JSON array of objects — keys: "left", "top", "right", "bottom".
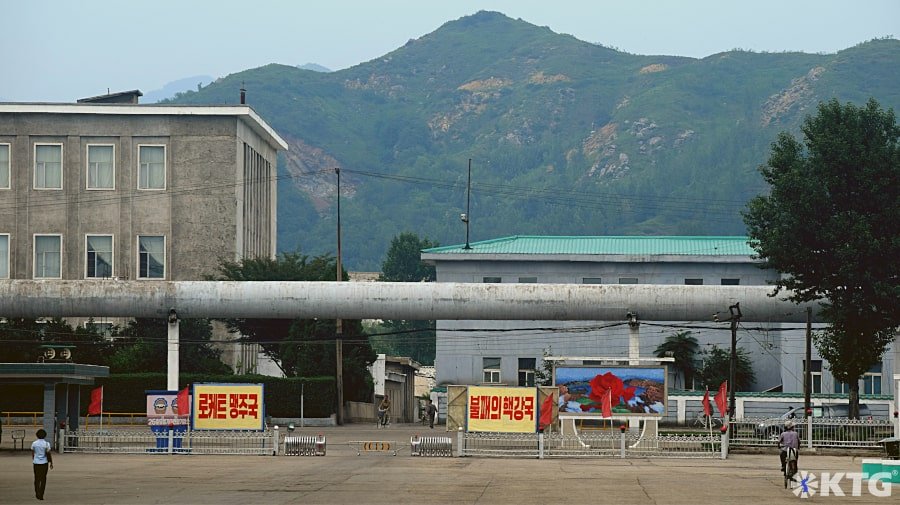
[
  {"left": 379, "top": 232, "right": 438, "bottom": 282},
  {"left": 166, "top": 13, "right": 900, "bottom": 270},
  {"left": 697, "top": 346, "right": 756, "bottom": 392},
  {"left": 654, "top": 331, "right": 700, "bottom": 390},
  {"left": 108, "top": 318, "right": 231, "bottom": 375},
  {"left": 371, "top": 232, "right": 438, "bottom": 364},
  {"left": 367, "top": 320, "right": 436, "bottom": 366},
  {"left": 0, "top": 318, "right": 111, "bottom": 365},
  {"left": 213, "top": 251, "right": 375, "bottom": 401},
  {"left": 744, "top": 98, "right": 899, "bottom": 417},
  {"left": 0, "top": 375, "right": 336, "bottom": 417}
]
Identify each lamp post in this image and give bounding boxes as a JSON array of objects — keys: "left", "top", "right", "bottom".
[{"left": 335, "top": 167, "right": 343, "bottom": 425}]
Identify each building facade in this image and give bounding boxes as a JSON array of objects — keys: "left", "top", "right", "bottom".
[
  {"left": 421, "top": 236, "right": 895, "bottom": 397},
  {"left": 0, "top": 92, "right": 288, "bottom": 371}
]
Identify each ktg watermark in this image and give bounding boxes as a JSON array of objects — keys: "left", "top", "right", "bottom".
[{"left": 793, "top": 471, "right": 893, "bottom": 498}]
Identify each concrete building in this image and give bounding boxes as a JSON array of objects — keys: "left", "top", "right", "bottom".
[
  {"left": 421, "top": 235, "right": 894, "bottom": 397},
  {"left": 370, "top": 354, "right": 421, "bottom": 423},
  {"left": 0, "top": 91, "right": 288, "bottom": 371}
]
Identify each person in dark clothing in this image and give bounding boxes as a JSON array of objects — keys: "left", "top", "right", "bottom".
[{"left": 425, "top": 399, "right": 438, "bottom": 429}]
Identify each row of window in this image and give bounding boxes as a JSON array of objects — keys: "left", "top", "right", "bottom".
[
  {"left": 0, "top": 234, "right": 165, "bottom": 279},
  {"left": 483, "top": 357, "right": 537, "bottom": 387},
  {"left": 483, "top": 276, "right": 742, "bottom": 285},
  {"left": 0, "top": 143, "right": 166, "bottom": 191},
  {"left": 804, "top": 360, "right": 883, "bottom": 395}
]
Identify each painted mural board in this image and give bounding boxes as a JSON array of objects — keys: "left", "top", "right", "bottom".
[
  {"left": 191, "top": 383, "right": 265, "bottom": 430},
  {"left": 554, "top": 366, "right": 667, "bottom": 416},
  {"left": 145, "top": 390, "right": 191, "bottom": 426},
  {"left": 466, "top": 386, "right": 537, "bottom": 432}
]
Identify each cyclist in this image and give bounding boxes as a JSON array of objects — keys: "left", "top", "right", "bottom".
[{"left": 778, "top": 419, "right": 800, "bottom": 473}]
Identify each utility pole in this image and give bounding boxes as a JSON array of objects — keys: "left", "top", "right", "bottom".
[
  {"left": 804, "top": 306, "right": 812, "bottom": 414},
  {"left": 335, "top": 167, "right": 343, "bottom": 425},
  {"left": 728, "top": 303, "right": 741, "bottom": 418},
  {"left": 463, "top": 158, "right": 472, "bottom": 250}
]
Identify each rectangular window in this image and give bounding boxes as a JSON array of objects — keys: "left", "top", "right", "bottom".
[
  {"left": 0, "top": 234, "right": 9, "bottom": 278},
  {"left": 684, "top": 278, "right": 704, "bottom": 285},
  {"left": 518, "top": 277, "right": 537, "bottom": 283},
  {"left": 582, "top": 277, "right": 602, "bottom": 284},
  {"left": 483, "top": 357, "right": 501, "bottom": 384},
  {"left": 863, "top": 363, "right": 882, "bottom": 395},
  {"left": 720, "top": 278, "right": 741, "bottom": 285},
  {"left": 85, "top": 235, "right": 113, "bottom": 278},
  {"left": 34, "top": 144, "right": 62, "bottom": 189},
  {"left": 834, "top": 381, "right": 850, "bottom": 394},
  {"left": 34, "top": 234, "right": 62, "bottom": 278},
  {"left": 482, "top": 276, "right": 501, "bottom": 283},
  {"left": 87, "top": 145, "right": 115, "bottom": 189},
  {"left": 0, "top": 144, "right": 10, "bottom": 189},
  {"left": 138, "top": 145, "right": 165, "bottom": 190},
  {"left": 137, "top": 235, "right": 165, "bottom": 279},
  {"left": 803, "top": 359, "right": 823, "bottom": 394},
  {"left": 619, "top": 277, "right": 638, "bottom": 284},
  {"left": 84, "top": 321, "right": 113, "bottom": 337},
  {"left": 518, "top": 358, "right": 536, "bottom": 387}
]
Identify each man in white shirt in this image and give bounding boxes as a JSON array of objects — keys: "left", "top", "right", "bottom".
[{"left": 31, "top": 428, "right": 53, "bottom": 500}]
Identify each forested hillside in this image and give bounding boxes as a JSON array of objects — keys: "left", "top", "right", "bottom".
[{"left": 164, "top": 11, "right": 900, "bottom": 269}]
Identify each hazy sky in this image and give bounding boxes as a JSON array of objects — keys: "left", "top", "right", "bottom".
[{"left": 3, "top": 0, "right": 897, "bottom": 102}]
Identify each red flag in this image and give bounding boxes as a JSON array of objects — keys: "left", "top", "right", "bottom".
[
  {"left": 176, "top": 385, "right": 190, "bottom": 417},
  {"left": 538, "top": 392, "right": 555, "bottom": 430},
  {"left": 702, "top": 387, "right": 712, "bottom": 417},
  {"left": 714, "top": 381, "right": 728, "bottom": 417},
  {"left": 600, "top": 388, "right": 613, "bottom": 418},
  {"left": 88, "top": 386, "right": 103, "bottom": 415}
]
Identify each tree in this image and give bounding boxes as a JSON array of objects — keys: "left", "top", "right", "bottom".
[
  {"left": 375, "top": 233, "right": 439, "bottom": 365},
  {"left": 108, "top": 318, "right": 231, "bottom": 374},
  {"left": 697, "top": 346, "right": 756, "bottom": 392},
  {"left": 379, "top": 232, "right": 438, "bottom": 282},
  {"left": 215, "top": 252, "right": 376, "bottom": 401},
  {"left": 743, "top": 98, "right": 899, "bottom": 418},
  {"left": 654, "top": 331, "right": 699, "bottom": 390},
  {"left": 0, "top": 318, "right": 111, "bottom": 365}
]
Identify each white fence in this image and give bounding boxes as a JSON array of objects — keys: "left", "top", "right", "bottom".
[
  {"left": 459, "top": 431, "right": 721, "bottom": 459},
  {"left": 729, "top": 417, "right": 895, "bottom": 449},
  {"left": 61, "top": 428, "right": 276, "bottom": 455}
]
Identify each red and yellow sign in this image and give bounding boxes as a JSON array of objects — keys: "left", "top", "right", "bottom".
[
  {"left": 191, "top": 383, "right": 264, "bottom": 430},
  {"left": 467, "top": 386, "right": 537, "bottom": 433}
]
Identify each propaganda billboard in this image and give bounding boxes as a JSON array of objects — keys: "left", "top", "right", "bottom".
[
  {"left": 145, "top": 390, "right": 191, "bottom": 427},
  {"left": 554, "top": 366, "right": 667, "bottom": 416},
  {"left": 191, "top": 383, "right": 265, "bottom": 430},
  {"left": 466, "top": 386, "right": 537, "bottom": 433}
]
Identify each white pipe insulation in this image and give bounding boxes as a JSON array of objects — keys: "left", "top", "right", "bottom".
[{"left": 0, "top": 280, "right": 822, "bottom": 323}]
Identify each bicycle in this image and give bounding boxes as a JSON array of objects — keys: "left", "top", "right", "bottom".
[
  {"left": 692, "top": 411, "right": 722, "bottom": 429},
  {"left": 783, "top": 447, "right": 798, "bottom": 489}
]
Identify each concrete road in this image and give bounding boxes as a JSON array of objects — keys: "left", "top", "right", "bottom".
[{"left": 0, "top": 423, "right": 891, "bottom": 504}]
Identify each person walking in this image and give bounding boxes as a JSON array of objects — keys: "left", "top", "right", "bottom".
[
  {"left": 425, "top": 399, "right": 438, "bottom": 429},
  {"left": 377, "top": 395, "right": 392, "bottom": 427},
  {"left": 31, "top": 428, "right": 53, "bottom": 500}
]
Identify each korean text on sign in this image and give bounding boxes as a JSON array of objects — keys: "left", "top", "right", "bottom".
[
  {"left": 470, "top": 394, "right": 534, "bottom": 421},
  {"left": 197, "top": 393, "right": 259, "bottom": 420},
  {"left": 192, "top": 384, "right": 265, "bottom": 430}
]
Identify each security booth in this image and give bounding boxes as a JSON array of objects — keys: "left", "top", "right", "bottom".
[{"left": 0, "top": 360, "right": 109, "bottom": 444}]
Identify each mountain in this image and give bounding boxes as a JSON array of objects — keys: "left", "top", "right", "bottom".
[
  {"left": 297, "top": 63, "right": 331, "bottom": 72},
  {"left": 143, "top": 75, "right": 214, "bottom": 103},
  {"left": 163, "top": 11, "right": 900, "bottom": 270}
]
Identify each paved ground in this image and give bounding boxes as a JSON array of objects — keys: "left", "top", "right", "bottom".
[{"left": 0, "top": 423, "right": 893, "bottom": 504}]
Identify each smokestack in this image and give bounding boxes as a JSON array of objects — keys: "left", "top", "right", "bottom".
[{"left": 240, "top": 83, "right": 246, "bottom": 104}]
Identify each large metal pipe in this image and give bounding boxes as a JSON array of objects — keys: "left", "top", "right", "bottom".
[{"left": 0, "top": 280, "right": 821, "bottom": 323}]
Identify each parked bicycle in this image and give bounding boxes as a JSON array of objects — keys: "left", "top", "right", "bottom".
[{"left": 693, "top": 411, "right": 722, "bottom": 429}]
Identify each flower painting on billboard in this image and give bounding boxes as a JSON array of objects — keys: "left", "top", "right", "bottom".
[{"left": 555, "top": 366, "right": 667, "bottom": 416}]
